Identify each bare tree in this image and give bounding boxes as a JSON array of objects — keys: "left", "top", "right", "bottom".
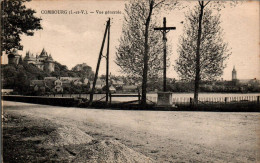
[
  {"left": 175, "top": 1, "right": 233, "bottom": 104},
  {"left": 116, "top": 0, "right": 179, "bottom": 106}
]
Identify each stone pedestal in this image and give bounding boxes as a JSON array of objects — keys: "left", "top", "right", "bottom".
[{"left": 157, "top": 92, "right": 174, "bottom": 107}]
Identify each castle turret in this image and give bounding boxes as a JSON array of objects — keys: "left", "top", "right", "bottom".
[
  {"left": 232, "top": 66, "right": 237, "bottom": 81},
  {"left": 8, "top": 49, "right": 21, "bottom": 65},
  {"left": 24, "top": 51, "right": 36, "bottom": 64},
  {"left": 44, "top": 54, "right": 55, "bottom": 72},
  {"left": 47, "top": 54, "right": 53, "bottom": 61}
]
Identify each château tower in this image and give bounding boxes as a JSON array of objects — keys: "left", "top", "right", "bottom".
[
  {"left": 8, "top": 49, "right": 21, "bottom": 65},
  {"left": 44, "top": 54, "right": 55, "bottom": 72}
]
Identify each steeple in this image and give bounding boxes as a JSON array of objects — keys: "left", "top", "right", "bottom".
[{"left": 232, "top": 66, "right": 237, "bottom": 81}]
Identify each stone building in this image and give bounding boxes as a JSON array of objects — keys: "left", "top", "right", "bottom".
[{"left": 23, "top": 48, "right": 55, "bottom": 72}]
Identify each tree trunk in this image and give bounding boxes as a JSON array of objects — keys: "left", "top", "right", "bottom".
[
  {"left": 141, "top": 0, "right": 154, "bottom": 106},
  {"left": 194, "top": 2, "right": 204, "bottom": 104}
]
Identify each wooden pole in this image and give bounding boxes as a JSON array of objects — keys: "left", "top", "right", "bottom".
[
  {"left": 106, "top": 18, "right": 110, "bottom": 104},
  {"left": 109, "top": 93, "right": 112, "bottom": 105},
  {"left": 90, "top": 19, "right": 109, "bottom": 104}
]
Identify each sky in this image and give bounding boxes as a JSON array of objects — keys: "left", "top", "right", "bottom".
[{"left": 2, "top": 0, "right": 259, "bottom": 81}]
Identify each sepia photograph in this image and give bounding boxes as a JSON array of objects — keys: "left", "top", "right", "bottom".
[{"left": 1, "top": 0, "right": 259, "bottom": 162}]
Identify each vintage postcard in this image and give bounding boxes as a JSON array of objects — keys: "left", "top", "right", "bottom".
[{"left": 1, "top": 0, "right": 259, "bottom": 162}]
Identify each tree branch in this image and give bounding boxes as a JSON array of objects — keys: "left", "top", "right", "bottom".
[
  {"left": 198, "top": 1, "right": 202, "bottom": 6},
  {"left": 153, "top": 0, "right": 166, "bottom": 9},
  {"left": 204, "top": 1, "right": 211, "bottom": 7}
]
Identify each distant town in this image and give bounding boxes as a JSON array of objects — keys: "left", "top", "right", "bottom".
[{"left": 2, "top": 48, "right": 260, "bottom": 96}]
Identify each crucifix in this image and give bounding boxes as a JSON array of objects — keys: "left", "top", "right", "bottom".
[{"left": 154, "top": 17, "right": 176, "bottom": 92}]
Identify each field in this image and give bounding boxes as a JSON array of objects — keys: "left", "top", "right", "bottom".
[{"left": 3, "top": 100, "right": 260, "bottom": 162}]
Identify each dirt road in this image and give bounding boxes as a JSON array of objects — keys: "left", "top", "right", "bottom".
[{"left": 3, "top": 101, "right": 260, "bottom": 162}]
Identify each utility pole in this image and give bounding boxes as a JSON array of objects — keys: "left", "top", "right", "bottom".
[
  {"left": 154, "top": 17, "right": 176, "bottom": 92},
  {"left": 106, "top": 18, "right": 110, "bottom": 104},
  {"left": 90, "top": 18, "right": 110, "bottom": 104}
]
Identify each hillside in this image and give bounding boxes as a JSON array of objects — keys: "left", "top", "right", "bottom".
[{"left": 1, "top": 62, "right": 94, "bottom": 94}]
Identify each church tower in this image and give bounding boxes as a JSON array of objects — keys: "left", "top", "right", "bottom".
[{"left": 232, "top": 66, "right": 237, "bottom": 81}]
